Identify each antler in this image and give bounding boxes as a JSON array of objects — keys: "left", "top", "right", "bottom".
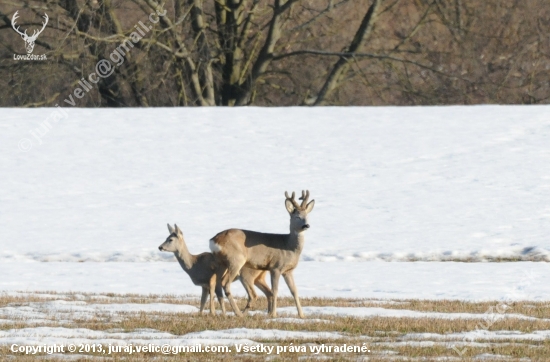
[
  {"left": 11, "top": 12, "right": 48, "bottom": 40},
  {"left": 29, "top": 13, "right": 48, "bottom": 40},
  {"left": 11, "top": 11, "right": 28, "bottom": 38},
  {"left": 285, "top": 191, "right": 300, "bottom": 209},
  {"left": 299, "top": 190, "right": 310, "bottom": 208}
]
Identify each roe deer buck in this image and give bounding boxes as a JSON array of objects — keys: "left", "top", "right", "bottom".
[
  {"left": 210, "top": 190, "right": 314, "bottom": 318},
  {"left": 159, "top": 224, "right": 272, "bottom": 315}
]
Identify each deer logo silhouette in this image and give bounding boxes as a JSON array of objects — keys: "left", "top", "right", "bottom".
[{"left": 11, "top": 11, "right": 48, "bottom": 54}]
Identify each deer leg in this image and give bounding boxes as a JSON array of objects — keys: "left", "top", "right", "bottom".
[
  {"left": 215, "top": 268, "right": 226, "bottom": 315},
  {"left": 283, "top": 271, "right": 304, "bottom": 318},
  {"left": 239, "top": 276, "right": 257, "bottom": 315},
  {"left": 199, "top": 286, "right": 208, "bottom": 314},
  {"left": 215, "top": 284, "right": 226, "bottom": 315},
  {"left": 254, "top": 271, "right": 273, "bottom": 314},
  {"left": 221, "top": 261, "right": 245, "bottom": 317},
  {"left": 209, "top": 275, "right": 216, "bottom": 316},
  {"left": 269, "top": 269, "right": 281, "bottom": 318}
]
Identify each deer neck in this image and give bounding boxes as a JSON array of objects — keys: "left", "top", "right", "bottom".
[
  {"left": 287, "top": 230, "right": 306, "bottom": 254},
  {"left": 174, "top": 240, "right": 195, "bottom": 270}
]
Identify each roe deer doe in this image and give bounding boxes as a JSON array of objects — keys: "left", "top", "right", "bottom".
[
  {"left": 159, "top": 224, "right": 272, "bottom": 315},
  {"left": 210, "top": 190, "right": 314, "bottom": 318}
]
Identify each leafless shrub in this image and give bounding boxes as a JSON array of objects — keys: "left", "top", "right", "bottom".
[{"left": 0, "top": 0, "right": 548, "bottom": 106}]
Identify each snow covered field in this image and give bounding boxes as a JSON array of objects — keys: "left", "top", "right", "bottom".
[
  {"left": 0, "top": 261, "right": 548, "bottom": 301},
  {"left": 3, "top": 106, "right": 550, "bottom": 263},
  {"left": 2, "top": 106, "right": 550, "bottom": 360},
  {"left": 2, "top": 105, "right": 550, "bottom": 300}
]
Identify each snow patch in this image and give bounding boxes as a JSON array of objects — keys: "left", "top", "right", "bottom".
[
  {"left": 0, "top": 327, "right": 344, "bottom": 346},
  {"left": 275, "top": 306, "right": 545, "bottom": 321}
]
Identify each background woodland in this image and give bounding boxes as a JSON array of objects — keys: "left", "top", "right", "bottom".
[{"left": 0, "top": 0, "right": 548, "bottom": 107}]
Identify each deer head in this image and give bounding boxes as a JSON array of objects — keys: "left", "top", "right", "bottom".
[
  {"left": 11, "top": 11, "right": 48, "bottom": 54},
  {"left": 158, "top": 224, "right": 184, "bottom": 252},
  {"left": 285, "top": 190, "right": 315, "bottom": 233}
]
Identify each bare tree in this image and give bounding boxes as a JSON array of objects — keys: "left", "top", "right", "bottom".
[{"left": 1, "top": 0, "right": 549, "bottom": 106}]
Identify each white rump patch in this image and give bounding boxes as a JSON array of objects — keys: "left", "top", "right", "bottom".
[{"left": 209, "top": 239, "right": 222, "bottom": 253}]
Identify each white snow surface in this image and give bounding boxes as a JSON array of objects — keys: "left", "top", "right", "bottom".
[
  {"left": 275, "top": 306, "right": 544, "bottom": 321},
  {"left": 404, "top": 330, "right": 550, "bottom": 342},
  {"left": 0, "top": 261, "right": 547, "bottom": 300},
  {"left": 2, "top": 106, "right": 550, "bottom": 264},
  {"left": 0, "top": 300, "right": 199, "bottom": 324},
  {"left": 0, "top": 326, "right": 342, "bottom": 346},
  {"left": 2, "top": 106, "right": 550, "bottom": 301}
]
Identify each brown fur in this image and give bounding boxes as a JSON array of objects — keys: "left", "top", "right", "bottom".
[
  {"left": 210, "top": 191, "right": 314, "bottom": 318},
  {"left": 159, "top": 224, "right": 272, "bottom": 315}
]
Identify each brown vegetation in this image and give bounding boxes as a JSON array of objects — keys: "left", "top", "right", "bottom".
[
  {"left": 1, "top": 292, "right": 550, "bottom": 360},
  {"left": 0, "top": 0, "right": 548, "bottom": 107},
  {"left": 0, "top": 293, "right": 550, "bottom": 361}
]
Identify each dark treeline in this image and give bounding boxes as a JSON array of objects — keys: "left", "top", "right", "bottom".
[{"left": 0, "top": 0, "right": 548, "bottom": 107}]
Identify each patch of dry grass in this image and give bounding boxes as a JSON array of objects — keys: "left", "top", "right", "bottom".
[
  {"left": 3, "top": 291, "right": 549, "bottom": 317},
  {"left": 1, "top": 291, "right": 550, "bottom": 361}
]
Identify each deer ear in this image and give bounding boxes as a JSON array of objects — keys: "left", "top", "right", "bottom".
[
  {"left": 305, "top": 200, "right": 315, "bottom": 213},
  {"left": 167, "top": 224, "right": 175, "bottom": 233},
  {"left": 174, "top": 224, "right": 183, "bottom": 236},
  {"left": 285, "top": 199, "right": 295, "bottom": 214}
]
